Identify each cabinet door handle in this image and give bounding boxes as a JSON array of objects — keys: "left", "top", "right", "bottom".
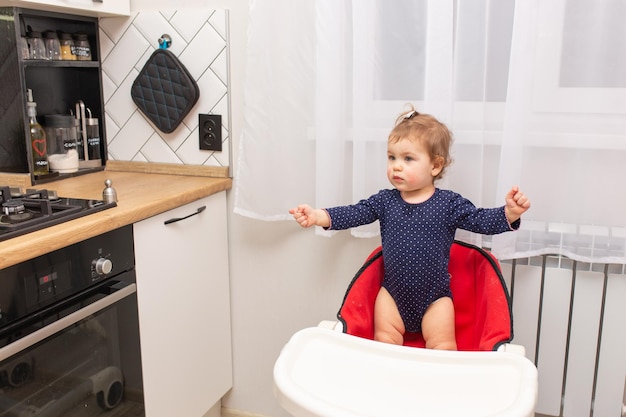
[{"left": 164, "top": 205, "right": 206, "bottom": 225}]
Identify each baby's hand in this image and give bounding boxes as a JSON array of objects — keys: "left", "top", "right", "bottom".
[
  {"left": 289, "top": 204, "right": 317, "bottom": 228},
  {"left": 504, "top": 186, "right": 530, "bottom": 223}
]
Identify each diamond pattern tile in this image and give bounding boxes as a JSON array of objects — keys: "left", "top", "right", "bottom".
[{"left": 99, "top": 10, "right": 230, "bottom": 169}]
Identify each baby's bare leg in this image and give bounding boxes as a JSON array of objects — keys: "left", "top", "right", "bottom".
[
  {"left": 374, "top": 287, "right": 405, "bottom": 345},
  {"left": 421, "top": 297, "right": 457, "bottom": 350}
]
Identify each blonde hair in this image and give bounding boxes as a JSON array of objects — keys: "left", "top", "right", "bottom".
[{"left": 388, "top": 104, "right": 453, "bottom": 180}]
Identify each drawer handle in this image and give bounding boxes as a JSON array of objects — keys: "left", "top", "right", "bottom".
[{"left": 164, "top": 205, "right": 206, "bottom": 225}]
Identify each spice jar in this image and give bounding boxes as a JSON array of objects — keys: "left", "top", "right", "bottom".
[
  {"left": 42, "top": 31, "right": 61, "bottom": 61},
  {"left": 27, "top": 31, "right": 46, "bottom": 60},
  {"left": 20, "top": 37, "right": 30, "bottom": 60},
  {"left": 72, "top": 32, "right": 91, "bottom": 61},
  {"left": 58, "top": 32, "right": 76, "bottom": 61}
]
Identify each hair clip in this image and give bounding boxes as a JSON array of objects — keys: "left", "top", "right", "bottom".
[{"left": 403, "top": 110, "right": 419, "bottom": 120}]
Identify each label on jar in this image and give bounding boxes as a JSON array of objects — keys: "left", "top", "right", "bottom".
[
  {"left": 74, "top": 45, "right": 91, "bottom": 59},
  {"left": 63, "top": 140, "right": 77, "bottom": 151},
  {"left": 88, "top": 136, "right": 101, "bottom": 159}
]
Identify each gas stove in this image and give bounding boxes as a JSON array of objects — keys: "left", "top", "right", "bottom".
[{"left": 0, "top": 186, "right": 116, "bottom": 242}]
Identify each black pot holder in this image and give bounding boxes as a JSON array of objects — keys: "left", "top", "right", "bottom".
[{"left": 131, "top": 47, "right": 200, "bottom": 133}]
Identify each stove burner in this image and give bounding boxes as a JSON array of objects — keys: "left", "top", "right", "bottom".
[
  {"left": 2, "top": 200, "right": 26, "bottom": 215},
  {"left": 24, "top": 188, "right": 59, "bottom": 201},
  {"left": 1, "top": 212, "right": 34, "bottom": 224},
  {"left": 0, "top": 185, "right": 117, "bottom": 242}
]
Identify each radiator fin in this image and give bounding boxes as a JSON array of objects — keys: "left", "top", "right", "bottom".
[{"left": 504, "top": 256, "right": 626, "bottom": 417}]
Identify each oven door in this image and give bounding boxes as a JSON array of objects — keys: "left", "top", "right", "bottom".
[{"left": 0, "top": 271, "right": 144, "bottom": 417}]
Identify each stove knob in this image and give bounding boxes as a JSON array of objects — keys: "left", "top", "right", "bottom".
[{"left": 94, "top": 258, "right": 113, "bottom": 275}]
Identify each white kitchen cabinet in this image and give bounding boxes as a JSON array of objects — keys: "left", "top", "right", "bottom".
[
  {"left": 0, "top": 0, "right": 129, "bottom": 17},
  {"left": 133, "top": 192, "right": 232, "bottom": 417}
]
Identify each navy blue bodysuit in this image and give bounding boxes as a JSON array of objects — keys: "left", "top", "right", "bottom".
[{"left": 325, "top": 188, "right": 519, "bottom": 333}]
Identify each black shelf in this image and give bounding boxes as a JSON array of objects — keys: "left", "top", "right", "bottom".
[
  {"left": 23, "top": 60, "right": 100, "bottom": 68},
  {"left": 0, "top": 7, "right": 108, "bottom": 185}
]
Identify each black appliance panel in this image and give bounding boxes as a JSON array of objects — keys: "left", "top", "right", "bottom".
[{"left": 0, "top": 225, "right": 134, "bottom": 348}]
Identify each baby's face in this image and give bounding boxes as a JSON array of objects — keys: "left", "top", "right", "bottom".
[{"left": 387, "top": 139, "right": 441, "bottom": 199}]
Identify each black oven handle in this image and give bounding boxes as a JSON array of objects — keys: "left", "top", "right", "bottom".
[{"left": 0, "top": 282, "right": 136, "bottom": 361}]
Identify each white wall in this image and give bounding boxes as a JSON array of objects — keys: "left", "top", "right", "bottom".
[{"left": 130, "top": 1, "right": 380, "bottom": 416}]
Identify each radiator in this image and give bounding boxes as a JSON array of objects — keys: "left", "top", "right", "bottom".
[{"left": 500, "top": 256, "right": 626, "bottom": 417}]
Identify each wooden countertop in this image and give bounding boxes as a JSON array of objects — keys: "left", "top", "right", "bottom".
[{"left": 0, "top": 169, "right": 232, "bottom": 270}]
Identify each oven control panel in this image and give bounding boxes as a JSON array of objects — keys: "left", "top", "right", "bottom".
[
  {"left": 0, "top": 225, "right": 134, "bottom": 344},
  {"left": 93, "top": 257, "right": 113, "bottom": 276}
]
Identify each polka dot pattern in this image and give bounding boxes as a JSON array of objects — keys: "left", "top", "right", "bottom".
[{"left": 326, "top": 188, "right": 518, "bottom": 332}]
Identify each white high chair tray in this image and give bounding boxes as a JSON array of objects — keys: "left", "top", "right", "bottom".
[{"left": 274, "top": 327, "right": 537, "bottom": 417}]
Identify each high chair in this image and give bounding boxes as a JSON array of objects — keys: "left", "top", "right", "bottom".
[{"left": 274, "top": 241, "right": 538, "bottom": 417}]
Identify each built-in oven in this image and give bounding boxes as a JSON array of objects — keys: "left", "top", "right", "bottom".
[{"left": 0, "top": 224, "right": 144, "bottom": 417}]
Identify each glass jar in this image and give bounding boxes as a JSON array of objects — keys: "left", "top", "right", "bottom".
[
  {"left": 43, "top": 115, "right": 79, "bottom": 173},
  {"left": 27, "top": 31, "right": 46, "bottom": 60},
  {"left": 59, "top": 32, "right": 76, "bottom": 61},
  {"left": 20, "top": 37, "right": 30, "bottom": 60},
  {"left": 72, "top": 32, "right": 91, "bottom": 61},
  {"left": 42, "top": 31, "right": 61, "bottom": 61}
]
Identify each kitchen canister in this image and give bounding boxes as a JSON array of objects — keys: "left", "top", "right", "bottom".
[
  {"left": 85, "top": 108, "right": 101, "bottom": 160},
  {"left": 43, "top": 114, "right": 79, "bottom": 173}
]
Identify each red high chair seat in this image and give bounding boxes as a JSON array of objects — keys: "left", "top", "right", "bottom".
[{"left": 337, "top": 240, "right": 513, "bottom": 351}]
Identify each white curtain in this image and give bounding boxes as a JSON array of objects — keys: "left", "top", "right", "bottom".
[{"left": 234, "top": 0, "right": 626, "bottom": 263}]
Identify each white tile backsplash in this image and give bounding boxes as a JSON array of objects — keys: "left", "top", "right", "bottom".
[
  {"left": 98, "top": 30, "right": 115, "bottom": 62},
  {"left": 133, "top": 13, "right": 184, "bottom": 53},
  {"left": 208, "top": 9, "right": 228, "bottom": 39},
  {"left": 179, "top": 24, "right": 225, "bottom": 80},
  {"left": 142, "top": 134, "right": 182, "bottom": 163},
  {"left": 169, "top": 9, "right": 216, "bottom": 43},
  {"left": 107, "top": 111, "right": 153, "bottom": 160},
  {"left": 158, "top": 122, "right": 192, "bottom": 151},
  {"left": 102, "top": 26, "right": 150, "bottom": 86},
  {"left": 98, "top": 12, "right": 134, "bottom": 44},
  {"left": 192, "top": 70, "right": 227, "bottom": 118},
  {"left": 104, "top": 68, "right": 139, "bottom": 127},
  {"left": 99, "top": 10, "right": 230, "bottom": 170}
]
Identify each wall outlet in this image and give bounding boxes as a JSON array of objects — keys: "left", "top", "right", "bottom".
[{"left": 199, "top": 114, "right": 222, "bottom": 151}]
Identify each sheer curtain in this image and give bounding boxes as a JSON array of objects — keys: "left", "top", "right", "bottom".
[{"left": 234, "top": 0, "right": 626, "bottom": 263}]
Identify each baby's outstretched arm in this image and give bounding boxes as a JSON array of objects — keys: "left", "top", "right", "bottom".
[
  {"left": 504, "top": 186, "right": 531, "bottom": 224},
  {"left": 289, "top": 204, "right": 331, "bottom": 228}
]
